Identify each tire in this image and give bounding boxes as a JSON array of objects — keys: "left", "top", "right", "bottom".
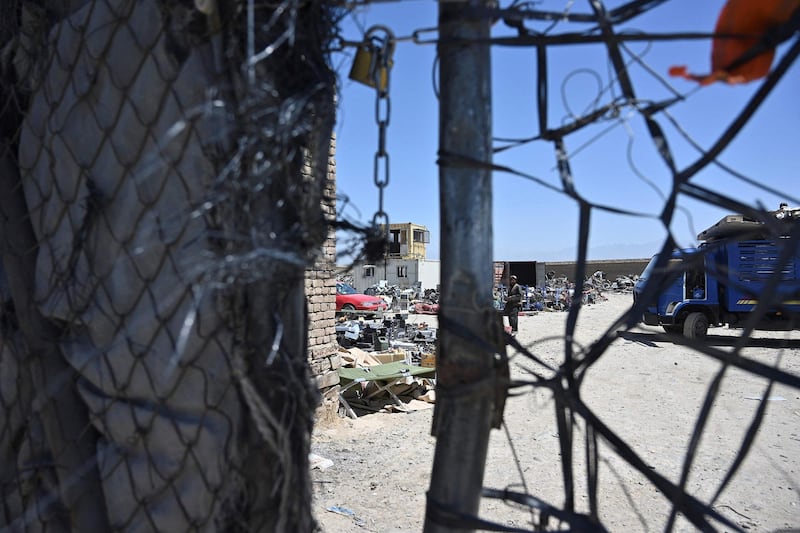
[
  {"left": 662, "top": 325, "right": 682, "bottom": 334},
  {"left": 683, "top": 312, "right": 708, "bottom": 340},
  {"left": 341, "top": 304, "right": 356, "bottom": 311}
]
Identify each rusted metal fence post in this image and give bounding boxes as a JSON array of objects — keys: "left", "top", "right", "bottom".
[{"left": 424, "top": 1, "right": 497, "bottom": 531}]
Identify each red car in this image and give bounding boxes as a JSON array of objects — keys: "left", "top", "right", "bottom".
[{"left": 336, "top": 283, "right": 388, "bottom": 312}]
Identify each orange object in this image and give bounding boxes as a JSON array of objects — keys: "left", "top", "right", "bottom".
[{"left": 669, "top": 0, "right": 800, "bottom": 85}]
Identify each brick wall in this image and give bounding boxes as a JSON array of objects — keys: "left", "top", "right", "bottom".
[{"left": 305, "top": 135, "right": 340, "bottom": 424}]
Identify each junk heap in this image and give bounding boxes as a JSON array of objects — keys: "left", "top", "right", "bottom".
[
  {"left": 335, "top": 311, "right": 437, "bottom": 416},
  {"left": 494, "top": 270, "right": 637, "bottom": 312}
]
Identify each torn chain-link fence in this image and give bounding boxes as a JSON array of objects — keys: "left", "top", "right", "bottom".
[{"left": 1, "top": 0, "right": 339, "bottom": 530}]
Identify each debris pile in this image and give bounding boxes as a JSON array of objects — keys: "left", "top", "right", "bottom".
[
  {"left": 494, "top": 270, "right": 639, "bottom": 313},
  {"left": 337, "top": 346, "right": 436, "bottom": 417},
  {"left": 363, "top": 281, "right": 419, "bottom": 310},
  {"left": 335, "top": 313, "right": 436, "bottom": 362},
  {"left": 341, "top": 279, "right": 441, "bottom": 313},
  {"left": 335, "top": 311, "right": 438, "bottom": 416}
]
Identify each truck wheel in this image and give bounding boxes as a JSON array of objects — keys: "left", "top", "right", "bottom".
[{"left": 683, "top": 312, "right": 708, "bottom": 340}]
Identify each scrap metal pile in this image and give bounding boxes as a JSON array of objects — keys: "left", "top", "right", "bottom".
[
  {"left": 362, "top": 281, "right": 440, "bottom": 314},
  {"left": 332, "top": 270, "right": 641, "bottom": 416},
  {"left": 409, "top": 289, "right": 440, "bottom": 314},
  {"left": 336, "top": 312, "right": 436, "bottom": 364},
  {"left": 494, "top": 270, "right": 638, "bottom": 312},
  {"left": 335, "top": 312, "right": 437, "bottom": 416},
  {"left": 585, "top": 270, "right": 639, "bottom": 292}
]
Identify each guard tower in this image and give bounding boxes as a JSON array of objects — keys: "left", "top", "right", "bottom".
[{"left": 383, "top": 222, "right": 430, "bottom": 259}]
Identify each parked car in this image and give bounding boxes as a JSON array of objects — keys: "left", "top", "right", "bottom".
[{"left": 335, "top": 282, "right": 389, "bottom": 313}]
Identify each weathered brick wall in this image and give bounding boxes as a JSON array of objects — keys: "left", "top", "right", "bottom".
[{"left": 306, "top": 136, "right": 340, "bottom": 424}]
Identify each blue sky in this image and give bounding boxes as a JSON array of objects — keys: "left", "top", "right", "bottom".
[{"left": 331, "top": 0, "right": 799, "bottom": 262}]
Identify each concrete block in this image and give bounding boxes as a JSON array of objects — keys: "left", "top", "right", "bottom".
[{"left": 315, "top": 370, "right": 340, "bottom": 389}]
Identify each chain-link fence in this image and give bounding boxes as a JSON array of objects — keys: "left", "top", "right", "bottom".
[
  {"left": 1, "top": 0, "right": 338, "bottom": 530},
  {"left": 2, "top": 0, "right": 799, "bottom": 531},
  {"left": 333, "top": 1, "right": 800, "bottom": 531},
  {"left": 415, "top": 1, "right": 800, "bottom": 531}
]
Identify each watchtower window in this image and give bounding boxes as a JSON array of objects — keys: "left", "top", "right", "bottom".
[{"left": 413, "top": 229, "right": 430, "bottom": 243}]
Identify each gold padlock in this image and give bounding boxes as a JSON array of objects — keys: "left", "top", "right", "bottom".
[{"left": 348, "top": 26, "right": 394, "bottom": 92}]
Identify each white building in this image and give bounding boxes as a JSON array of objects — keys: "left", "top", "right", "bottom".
[
  {"left": 338, "top": 223, "right": 440, "bottom": 296},
  {"left": 348, "top": 258, "right": 440, "bottom": 295}
]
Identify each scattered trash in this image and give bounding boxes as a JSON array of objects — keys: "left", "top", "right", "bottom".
[
  {"left": 309, "top": 453, "right": 334, "bottom": 470},
  {"left": 384, "top": 398, "right": 435, "bottom": 413},
  {"left": 417, "top": 390, "right": 436, "bottom": 403},
  {"left": 326, "top": 506, "right": 355, "bottom": 518},
  {"left": 325, "top": 505, "right": 366, "bottom": 527},
  {"left": 744, "top": 395, "right": 786, "bottom": 401}
]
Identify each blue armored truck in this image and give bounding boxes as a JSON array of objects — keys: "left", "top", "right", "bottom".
[{"left": 633, "top": 205, "right": 800, "bottom": 340}]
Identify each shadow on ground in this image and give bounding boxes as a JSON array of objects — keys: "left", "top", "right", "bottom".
[{"left": 616, "top": 330, "right": 800, "bottom": 350}]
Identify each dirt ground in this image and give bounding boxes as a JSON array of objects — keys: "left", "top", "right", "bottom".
[{"left": 310, "top": 293, "right": 800, "bottom": 532}]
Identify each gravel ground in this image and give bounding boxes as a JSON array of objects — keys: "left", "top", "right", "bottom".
[{"left": 311, "top": 293, "right": 800, "bottom": 532}]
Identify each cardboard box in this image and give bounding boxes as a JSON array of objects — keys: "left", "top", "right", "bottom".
[
  {"left": 420, "top": 353, "right": 436, "bottom": 368},
  {"left": 373, "top": 350, "right": 407, "bottom": 365}
]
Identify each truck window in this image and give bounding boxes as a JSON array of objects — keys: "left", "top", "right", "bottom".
[
  {"left": 686, "top": 267, "right": 706, "bottom": 299},
  {"left": 640, "top": 256, "right": 684, "bottom": 282}
]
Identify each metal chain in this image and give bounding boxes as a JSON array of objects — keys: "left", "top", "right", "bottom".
[{"left": 368, "top": 26, "right": 394, "bottom": 232}]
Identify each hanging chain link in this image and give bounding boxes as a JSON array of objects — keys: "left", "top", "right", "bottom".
[
  {"left": 342, "top": 25, "right": 395, "bottom": 260},
  {"left": 368, "top": 26, "right": 394, "bottom": 234}
]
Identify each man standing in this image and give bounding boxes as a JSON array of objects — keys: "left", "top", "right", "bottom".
[{"left": 504, "top": 275, "right": 523, "bottom": 335}]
